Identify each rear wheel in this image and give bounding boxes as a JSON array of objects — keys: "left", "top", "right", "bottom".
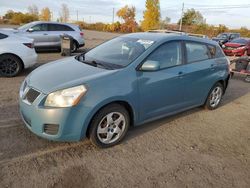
[
  {"left": 205, "top": 83, "right": 224, "bottom": 110},
  {"left": 0, "top": 54, "right": 22, "bottom": 77},
  {"left": 245, "top": 76, "right": 250, "bottom": 83},
  {"left": 71, "top": 41, "right": 78, "bottom": 53},
  {"left": 89, "top": 104, "right": 130, "bottom": 148}
]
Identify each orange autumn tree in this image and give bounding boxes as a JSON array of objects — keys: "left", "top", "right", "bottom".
[
  {"left": 141, "top": 0, "right": 161, "bottom": 31},
  {"left": 117, "top": 5, "right": 137, "bottom": 33}
]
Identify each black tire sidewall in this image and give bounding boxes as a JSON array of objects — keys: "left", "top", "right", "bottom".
[
  {"left": 0, "top": 54, "right": 22, "bottom": 77},
  {"left": 71, "top": 41, "right": 78, "bottom": 53},
  {"left": 205, "top": 83, "right": 224, "bottom": 110},
  {"left": 89, "top": 104, "right": 130, "bottom": 148}
]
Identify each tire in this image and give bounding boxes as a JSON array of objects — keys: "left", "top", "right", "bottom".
[
  {"left": 71, "top": 41, "right": 78, "bottom": 53},
  {"left": 204, "top": 83, "right": 224, "bottom": 110},
  {"left": 89, "top": 104, "right": 130, "bottom": 148},
  {"left": 0, "top": 54, "right": 22, "bottom": 77}
]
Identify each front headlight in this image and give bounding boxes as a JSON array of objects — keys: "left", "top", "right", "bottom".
[{"left": 44, "top": 85, "right": 87, "bottom": 107}]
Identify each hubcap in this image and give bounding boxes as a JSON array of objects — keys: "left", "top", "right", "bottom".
[
  {"left": 97, "top": 112, "right": 126, "bottom": 144},
  {"left": 209, "top": 86, "right": 222, "bottom": 108},
  {"left": 0, "top": 58, "right": 19, "bottom": 76}
]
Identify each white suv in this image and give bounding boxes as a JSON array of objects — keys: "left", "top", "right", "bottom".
[{"left": 7, "top": 21, "right": 85, "bottom": 52}]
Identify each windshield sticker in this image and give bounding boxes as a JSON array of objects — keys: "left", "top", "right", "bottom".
[{"left": 137, "top": 39, "right": 154, "bottom": 49}]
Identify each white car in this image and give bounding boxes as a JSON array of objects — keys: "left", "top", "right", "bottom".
[{"left": 0, "top": 31, "right": 37, "bottom": 77}]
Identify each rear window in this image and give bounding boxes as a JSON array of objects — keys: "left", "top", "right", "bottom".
[
  {"left": 0, "top": 33, "right": 8, "bottom": 39},
  {"left": 48, "top": 24, "right": 74, "bottom": 31},
  {"left": 185, "top": 42, "right": 210, "bottom": 63}
]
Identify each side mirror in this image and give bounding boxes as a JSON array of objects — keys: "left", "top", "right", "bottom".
[
  {"left": 27, "top": 28, "right": 34, "bottom": 32},
  {"left": 140, "top": 60, "right": 160, "bottom": 71}
]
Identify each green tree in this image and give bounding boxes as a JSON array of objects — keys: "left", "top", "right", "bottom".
[
  {"left": 179, "top": 8, "right": 205, "bottom": 25},
  {"left": 141, "top": 0, "right": 161, "bottom": 31},
  {"left": 117, "top": 5, "right": 137, "bottom": 32}
]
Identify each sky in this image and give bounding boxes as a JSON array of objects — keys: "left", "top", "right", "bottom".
[{"left": 0, "top": 0, "right": 250, "bottom": 29}]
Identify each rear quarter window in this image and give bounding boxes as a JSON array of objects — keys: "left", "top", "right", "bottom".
[
  {"left": 0, "top": 33, "right": 8, "bottom": 39},
  {"left": 215, "top": 46, "right": 226, "bottom": 58}
]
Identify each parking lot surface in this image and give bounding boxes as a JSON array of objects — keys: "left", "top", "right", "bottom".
[{"left": 0, "top": 30, "right": 250, "bottom": 188}]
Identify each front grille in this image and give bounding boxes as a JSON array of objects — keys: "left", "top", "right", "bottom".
[
  {"left": 43, "top": 124, "right": 59, "bottom": 135},
  {"left": 24, "top": 88, "right": 40, "bottom": 104},
  {"left": 225, "top": 46, "right": 237, "bottom": 50}
]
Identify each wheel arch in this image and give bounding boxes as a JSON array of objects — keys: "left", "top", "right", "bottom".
[{"left": 83, "top": 100, "right": 135, "bottom": 139}]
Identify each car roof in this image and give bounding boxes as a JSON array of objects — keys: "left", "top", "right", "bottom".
[
  {"left": 29, "top": 21, "right": 77, "bottom": 27},
  {"left": 121, "top": 32, "right": 217, "bottom": 46}
]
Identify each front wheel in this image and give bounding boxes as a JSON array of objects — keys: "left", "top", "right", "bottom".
[
  {"left": 205, "top": 83, "right": 224, "bottom": 110},
  {"left": 89, "top": 104, "right": 130, "bottom": 148}
]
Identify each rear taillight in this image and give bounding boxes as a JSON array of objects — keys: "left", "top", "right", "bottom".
[
  {"left": 80, "top": 32, "right": 84, "bottom": 37},
  {"left": 23, "top": 43, "right": 34, "bottom": 49}
]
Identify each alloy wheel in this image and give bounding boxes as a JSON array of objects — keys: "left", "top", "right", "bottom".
[
  {"left": 97, "top": 112, "right": 126, "bottom": 144},
  {"left": 209, "top": 86, "right": 223, "bottom": 108},
  {"left": 0, "top": 57, "right": 19, "bottom": 76}
]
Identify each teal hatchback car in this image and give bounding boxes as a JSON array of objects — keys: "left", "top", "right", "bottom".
[{"left": 19, "top": 33, "right": 230, "bottom": 147}]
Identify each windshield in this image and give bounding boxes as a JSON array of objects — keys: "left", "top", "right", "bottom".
[
  {"left": 217, "top": 33, "right": 228, "bottom": 39},
  {"left": 18, "top": 22, "right": 34, "bottom": 30},
  {"left": 83, "top": 37, "right": 154, "bottom": 68},
  {"left": 231, "top": 38, "right": 248, "bottom": 44}
]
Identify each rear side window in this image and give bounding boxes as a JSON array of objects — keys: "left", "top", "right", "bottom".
[
  {"left": 0, "top": 33, "right": 8, "bottom": 39},
  {"left": 185, "top": 42, "right": 210, "bottom": 63},
  {"left": 31, "top": 24, "right": 48, "bottom": 31},
  {"left": 146, "top": 41, "right": 183, "bottom": 69},
  {"left": 48, "top": 24, "right": 74, "bottom": 31}
]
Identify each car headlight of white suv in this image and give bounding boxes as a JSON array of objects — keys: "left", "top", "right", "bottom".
[{"left": 44, "top": 85, "right": 87, "bottom": 107}]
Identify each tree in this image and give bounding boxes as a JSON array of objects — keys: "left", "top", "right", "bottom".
[
  {"left": 28, "top": 5, "right": 39, "bottom": 16},
  {"left": 178, "top": 8, "right": 205, "bottom": 25},
  {"left": 160, "top": 16, "right": 171, "bottom": 29},
  {"left": 59, "top": 4, "right": 70, "bottom": 22},
  {"left": 40, "top": 7, "right": 51, "bottom": 21},
  {"left": 141, "top": 0, "right": 161, "bottom": 31},
  {"left": 117, "top": 5, "right": 137, "bottom": 33}
]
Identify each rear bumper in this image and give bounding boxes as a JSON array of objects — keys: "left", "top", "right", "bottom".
[{"left": 22, "top": 52, "right": 37, "bottom": 68}]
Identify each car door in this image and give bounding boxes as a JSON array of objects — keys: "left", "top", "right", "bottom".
[
  {"left": 24, "top": 24, "right": 49, "bottom": 47},
  {"left": 183, "top": 41, "right": 218, "bottom": 106},
  {"left": 137, "top": 41, "right": 188, "bottom": 122},
  {"left": 47, "top": 24, "right": 63, "bottom": 47}
]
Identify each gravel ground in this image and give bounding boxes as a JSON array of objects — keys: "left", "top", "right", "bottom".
[{"left": 0, "top": 30, "right": 250, "bottom": 188}]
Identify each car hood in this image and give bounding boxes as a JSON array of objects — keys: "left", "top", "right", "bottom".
[
  {"left": 225, "top": 43, "right": 245, "bottom": 48},
  {"left": 26, "top": 57, "right": 118, "bottom": 94},
  {"left": 0, "top": 28, "right": 19, "bottom": 33}
]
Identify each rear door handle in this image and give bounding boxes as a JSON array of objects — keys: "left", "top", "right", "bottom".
[
  {"left": 43, "top": 33, "right": 48, "bottom": 35},
  {"left": 178, "top": 71, "right": 184, "bottom": 78},
  {"left": 211, "top": 64, "right": 216, "bottom": 70}
]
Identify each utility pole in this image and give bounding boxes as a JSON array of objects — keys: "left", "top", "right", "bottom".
[
  {"left": 179, "top": 3, "right": 184, "bottom": 31},
  {"left": 112, "top": 8, "right": 115, "bottom": 23},
  {"left": 77, "top": 10, "right": 78, "bottom": 21}
]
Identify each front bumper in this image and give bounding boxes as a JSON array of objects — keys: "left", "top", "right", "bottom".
[{"left": 19, "top": 87, "right": 91, "bottom": 141}]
